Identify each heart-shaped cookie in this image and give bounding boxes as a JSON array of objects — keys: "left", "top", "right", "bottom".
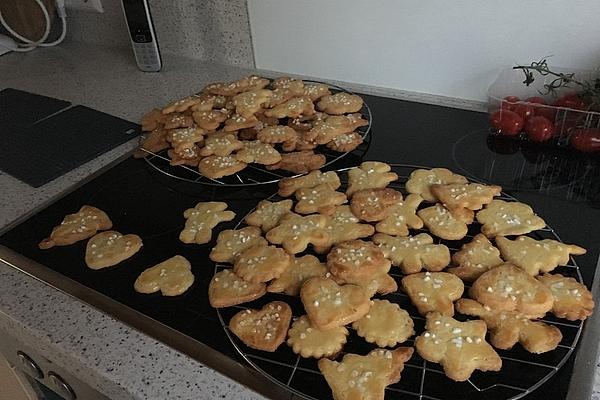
[
  {"left": 85, "top": 231, "right": 142, "bottom": 269},
  {"left": 134, "top": 255, "right": 195, "bottom": 296},
  {"left": 208, "top": 269, "right": 266, "bottom": 308},
  {"left": 229, "top": 301, "right": 292, "bottom": 352},
  {"left": 301, "top": 277, "right": 370, "bottom": 330}
]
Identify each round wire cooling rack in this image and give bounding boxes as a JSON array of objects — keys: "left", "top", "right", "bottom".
[
  {"left": 140, "top": 80, "right": 373, "bottom": 187},
  {"left": 214, "top": 164, "right": 586, "bottom": 400}
]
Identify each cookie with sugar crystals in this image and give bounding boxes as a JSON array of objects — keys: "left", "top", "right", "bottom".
[
  {"left": 134, "top": 255, "right": 195, "bottom": 296},
  {"left": 235, "top": 140, "right": 281, "bottom": 165},
  {"left": 447, "top": 233, "right": 504, "bottom": 281},
  {"left": 162, "top": 95, "right": 203, "bottom": 114},
  {"left": 326, "top": 131, "right": 363, "bottom": 153},
  {"left": 245, "top": 199, "right": 293, "bottom": 233},
  {"left": 418, "top": 203, "right": 473, "bottom": 241},
  {"left": 374, "top": 194, "right": 424, "bottom": 236},
  {"left": 405, "top": 168, "right": 468, "bottom": 202},
  {"left": 231, "top": 89, "right": 273, "bottom": 117},
  {"left": 302, "top": 83, "right": 332, "bottom": 101},
  {"left": 287, "top": 315, "right": 348, "bottom": 358},
  {"left": 372, "top": 232, "right": 450, "bottom": 274},
  {"left": 401, "top": 272, "right": 464, "bottom": 316},
  {"left": 233, "top": 244, "right": 291, "bottom": 283},
  {"left": 267, "top": 254, "right": 328, "bottom": 296},
  {"left": 278, "top": 170, "right": 341, "bottom": 197},
  {"left": 295, "top": 184, "right": 347, "bottom": 215},
  {"left": 208, "top": 269, "right": 266, "bottom": 308},
  {"left": 229, "top": 301, "right": 292, "bottom": 352},
  {"left": 179, "top": 201, "right": 235, "bottom": 244},
  {"left": 39, "top": 205, "right": 112, "bottom": 249},
  {"left": 198, "top": 155, "right": 247, "bottom": 179},
  {"left": 431, "top": 182, "right": 501, "bottom": 211},
  {"left": 305, "top": 115, "right": 354, "bottom": 144},
  {"left": 223, "top": 113, "right": 260, "bottom": 132},
  {"left": 350, "top": 188, "right": 403, "bottom": 222},
  {"left": 191, "top": 109, "right": 229, "bottom": 131},
  {"left": 264, "top": 96, "right": 315, "bottom": 119},
  {"left": 314, "top": 205, "right": 375, "bottom": 254},
  {"left": 199, "top": 133, "right": 244, "bottom": 157},
  {"left": 537, "top": 273, "right": 595, "bottom": 321},
  {"left": 316, "top": 92, "right": 363, "bottom": 115},
  {"left": 209, "top": 226, "right": 267, "bottom": 263},
  {"left": 265, "top": 150, "right": 326, "bottom": 174},
  {"left": 352, "top": 299, "right": 414, "bottom": 347},
  {"left": 346, "top": 161, "right": 398, "bottom": 197},
  {"left": 266, "top": 213, "right": 329, "bottom": 254},
  {"left": 476, "top": 199, "right": 546, "bottom": 237},
  {"left": 85, "top": 231, "right": 142, "bottom": 269}
]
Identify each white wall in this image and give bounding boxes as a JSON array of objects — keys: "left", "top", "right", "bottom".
[{"left": 248, "top": 0, "right": 600, "bottom": 102}]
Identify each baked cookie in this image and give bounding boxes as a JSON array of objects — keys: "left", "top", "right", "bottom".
[
  {"left": 305, "top": 115, "right": 354, "bottom": 144},
  {"left": 327, "top": 240, "right": 391, "bottom": 284},
  {"left": 231, "top": 89, "right": 273, "bottom": 117},
  {"left": 208, "top": 269, "right": 266, "bottom": 308},
  {"left": 191, "top": 109, "right": 228, "bottom": 131},
  {"left": 223, "top": 113, "right": 259, "bottom": 132},
  {"left": 264, "top": 96, "right": 315, "bottom": 119},
  {"left": 295, "top": 184, "right": 347, "bottom": 215},
  {"left": 346, "top": 161, "right": 398, "bottom": 197},
  {"left": 203, "top": 75, "right": 270, "bottom": 96},
  {"left": 244, "top": 199, "right": 293, "bottom": 233},
  {"left": 265, "top": 150, "right": 326, "bottom": 174},
  {"left": 167, "top": 146, "right": 202, "bottom": 166},
  {"left": 267, "top": 254, "right": 328, "bottom": 296},
  {"left": 235, "top": 140, "right": 281, "bottom": 165},
  {"left": 415, "top": 312, "right": 502, "bottom": 382},
  {"left": 456, "top": 299, "right": 563, "bottom": 353},
  {"left": 447, "top": 234, "right": 504, "bottom": 281},
  {"left": 346, "top": 113, "right": 369, "bottom": 130},
  {"left": 496, "top": 236, "right": 586, "bottom": 276},
  {"left": 272, "top": 77, "right": 305, "bottom": 94},
  {"left": 418, "top": 203, "right": 473, "bottom": 241},
  {"left": 265, "top": 213, "right": 329, "bottom": 254},
  {"left": 372, "top": 233, "right": 450, "bottom": 274},
  {"left": 39, "top": 205, "right": 112, "bottom": 249},
  {"left": 137, "top": 129, "right": 169, "bottom": 156},
  {"left": 233, "top": 244, "right": 291, "bottom": 283},
  {"left": 229, "top": 301, "right": 292, "bottom": 352},
  {"left": 476, "top": 199, "right": 546, "bottom": 237},
  {"left": 401, "top": 272, "right": 464, "bottom": 316},
  {"left": 166, "top": 126, "right": 205, "bottom": 151},
  {"left": 199, "top": 133, "right": 244, "bottom": 157},
  {"left": 431, "top": 182, "right": 502, "bottom": 211},
  {"left": 326, "top": 131, "right": 363, "bottom": 152},
  {"left": 314, "top": 205, "right": 375, "bottom": 253},
  {"left": 318, "top": 347, "right": 413, "bottom": 400},
  {"left": 266, "top": 87, "right": 298, "bottom": 108},
  {"left": 405, "top": 168, "right": 468, "bottom": 202},
  {"left": 374, "top": 194, "right": 424, "bottom": 236},
  {"left": 537, "top": 273, "right": 595, "bottom": 321},
  {"left": 287, "top": 315, "right": 348, "bottom": 358},
  {"left": 350, "top": 188, "right": 403, "bottom": 222},
  {"left": 316, "top": 92, "right": 363, "bottom": 115},
  {"left": 141, "top": 108, "right": 166, "bottom": 131},
  {"left": 189, "top": 93, "right": 228, "bottom": 112},
  {"left": 287, "top": 112, "right": 327, "bottom": 132},
  {"left": 303, "top": 83, "right": 332, "bottom": 101},
  {"left": 134, "top": 255, "right": 195, "bottom": 296},
  {"left": 301, "top": 277, "right": 370, "bottom": 330},
  {"left": 198, "top": 155, "right": 247, "bottom": 179},
  {"left": 256, "top": 125, "right": 297, "bottom": 148},
  {"left": 162, "top": 95, "right": 203, "bottom": 114},
  {"left": 84, "top": 231, "right": 142, "bottom": 269},
  {"left": 277, "top": 170, "right": 341, "bottom": 197},
  {"left": 470, "top": 263, "right": 554, "bottom": 318},
  {"left": 163, "top": 113, "right": 194, "bottom": 130},
  {"left": 352, "top": 299, "right": 414, "bottom": 347},
  {"left": 209, "top": 226, "right": 267, "bottom": 263},
  {"left": 179, "top": 201, "right": 235, "bottom": 244}
]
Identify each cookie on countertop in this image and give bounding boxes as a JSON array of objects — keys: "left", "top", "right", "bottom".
[
  {"left": 401, "top": 272, "right": 464, "bottom": 316},
  {"left": 352, "top": 299, "right": 414, "bottom": 348},
  {"left": 209, "top": 226, "right": 267, "bottom": 263},
  {"left": 179, "top": 201, "right": 235, "bottom": 245},
  {"left": 476, "top": 199, "right": 546, "bottom": 237},
  {"left": 229, "top": 301, "right": 292, "bottom": 352},
  {"left": 447, "top": 233, "right": 504, "bottom": 281},
  {"left": 372, "top": 233, "right": 450, "bottom": 274},
  {"left": 208, "top": 269, "right": 266, "bottom": 308},
  {"left": 134, "top": 255, "right": 195, "bottom": 296},
  {"left": 39, "top": 205, "right": 113, "bottom": 249},
  {"left": 537, "top": 273, "right": 595, "bottom": 321},
  {"left": 85, "top": 231, "right": 142, "bottom": 270},
  {"left": 405, "top": 168, "right": 468, "bottom": 202}
]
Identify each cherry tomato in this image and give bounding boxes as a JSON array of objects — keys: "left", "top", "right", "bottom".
[
  {"left": 535, "top": 105, "right": 557, "bottom": 122},
  {"left": 570, "top": 128, "right": 600, "bottom": 153},
  {"left": 513, "top": 104, "right": 535, "bottom": 120},
  {"left": 501, "top": 96, "right": 520, "bottom": 111},
  {"left": 525, "top": 116, "right": 555, "bottom": 142},
  {"left": 525, "top": 96, "right": 546, "bottom": 105},
  {"left": 553, "top": 93, "right": 586, "bottom": 110},
  {"left": 489, "top": 110, "right": 524, "bottom": 136},
  {"left": 555, "top": 114, "right": 585, "bottom": 136}
]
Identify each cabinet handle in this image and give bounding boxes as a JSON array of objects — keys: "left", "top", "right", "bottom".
[
  {"left": 48, "top": 371, "right": 77, "bottom": 400},
  {"left": 16, "top": 351, "right": 43, "bottom": 379}
]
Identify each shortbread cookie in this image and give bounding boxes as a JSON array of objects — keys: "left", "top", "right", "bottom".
[
  {"left": 278, "top": 170, "right": 341, "bottom": 197},
  {"left": 476, "top": 199, "right": 546, "bottom": 237},
  {"left": 223, "top": 113, "right": 259, "bottom": 132},
  {"left": 470, "top": 263, "right": 554, "bottom": 318},
  {"left": 137, "top": 129, "right": 169, "bottom": 155},
  {"left": 447, "top": 234, "right": 504, "bottom": 281},
  {"left": 141, "top": 108, "right": 166, "bottom": 131},
  {"left": 346, "top": 113, "right": 369, "bottom": 130},
  {"left": 327, "top": 240, "right": 391, "bottom": 283},
  {"left": 233, "top": 244, "right": 291, "bottom": 283},
  {"left": 256, "top": 125, "right": 297, "bottom": 148},
  {"left": 346, "top": 161, "right": 399, "bottom": 197},
  {"left": 537, "top": 273, "right": 595, "bottom": 321},
  {"left": 167, "top": 146, "right": 202, "bottom": 166},
  {"left": 189, "top": 93, "right": 228, "bottom": 112},
  {"left": 303, "top": 83, "right": 332, "bottom": 101},
  {"left": 295, "top": 184, "right": 347, "bottom": 215},
  {"left": 314, "top": 205, "right": 375, "bottom": 253},
  {"left": 415, "top": 312, "right": 502, "bottom": 381},
  {"left": 199, "top": 133, "right": 244, "bottom": 157},
  {"left": 266, "top": 213, "right": 329, "bottom": 254},
  {"left": 237, "top": 127, "right": 259, "bottom": 140},
  {"left": 287, "top": 315, "right": 348, "bottom": 358},
  {"left": 203, "top": 75, "right": 270, "bottom": 96},
  {"left": 405, "top": 168, "right": 468, "bottom": 202},
  {"left": 267, "top": 254, "right": 328, "bottom": 296},
  {"left": 231, "top": 89, "right": 273, "bottom": 117},
  {"left": 316, "top": 92, "right": 363, "bottom": 114},
  {"left": 352, "top": 300, "right": 414, "bottom": 347},
  {"left": 345, "top": 272, "right": 398, "bottom": 297},
  {"left": 326, "top": 131, "right": 363, "bottom": 152},
  {"left": 209, "top": 226, "right": 267, "bottom": 263},
  {"left": 350, "top": 188, "right": 403, "bottom": 222},
  {"left": 418, "top": 204, "right": 473, "bottom": 240},
  {"left": 285, "top": 130, "right": 318, "bottom": 151},
  {"left": 162, "top": 95, "right": 203, "bottom": 114},
  {"left": 372, "top": 233, "right": 450, "bottom": 274},
  {"left": 401, "top": 272, "right": 464, "bottom": 316},
  {"left": 191, "top": 109, "right": 229, "bottom": 131},
  {"left": 456, "top": 299, "right": 562, "bottom": 353},
  {"left": 266, "top": 150, "right": 326, "bottom": 174},
  {"left": 84, "top": 231, "right": 142, "bottom": 269},
  {"left": 431, "top": 182, "right": 502, "bottom": 211},
  {"left": 374, "top": 194, "right": 424, "bottom": 236},
  {"left": 266, "top": 87, "right": 297, "bottom": 108},
  {"left": 39, "top": 205, "right": 113, "bottom": 249},
  {"left": 229, "top": 301, "right": 292, "bottom": 352},
  {"left": 245, "top": 199, "right": 293, "bottom": 233},
  {"left": 319, "top": 347, "right": 413, "bottom": 400},
  {"left": 287, "top": 112, "right": 327, "bottom": 132},
  {"left": 134, "top": 255, "right": 195, "bottom": 296},
  {"left": 163, "top": 113, "right": 194, "bottom": 130},
  {"left": 305, "top": 115, "right": 354, "bottom": 144},
  {"left": 496, "top": 236, "right": 586, "bottom": 276},
  {"left": 264, "top": 96, "right": 315, "bottom": 119},
  {"left": 208, "top": 269, "right": 266, "bottom": 308},
  {"left": 301, "top": 277, "right": 370, "bottom": 330},
  {"left": 272, "top": 77, "right": 305, "bottom": 94},
  {"left": 179, "top": 201, "right": 235, "bottom": 244},
  {"left": 235, "top": 140, "right": 281, "bottom": 165},
  {"left": 166, "top": 126, "right": 205, "bottom": 151},
  {"left": 198, "top": 155, "right": 247, "bottom": 179}
]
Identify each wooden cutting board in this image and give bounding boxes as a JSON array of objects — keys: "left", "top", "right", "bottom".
[{"left": 0, "top": 0, "right": 55, "bottom": 43}]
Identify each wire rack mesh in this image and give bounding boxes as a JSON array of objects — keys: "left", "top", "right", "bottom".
[
  {"left": 214, "top": 164, "right": 585, "bottom": 400},
  {"left": 141, "top": 81, "right": 373, "bottom": 187}
]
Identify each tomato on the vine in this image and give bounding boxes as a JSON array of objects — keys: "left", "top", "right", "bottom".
[
  {"left": 553, "top": 93, "right": 586, "bottom": 110},
  {"left": 525, "top": 96, "right": 546, "bottom": 104},
  {"left": 570, "top": 128, "right": 600, "bottom": 153},
  {"left": 489, "top": 110, "right": 524, "bottom": 136},
  {"left": 524, "top": 116, "right": 555, "bottom": 142},
  {"left": 513, "top": 104, "right": 535, "bottom": 120}
]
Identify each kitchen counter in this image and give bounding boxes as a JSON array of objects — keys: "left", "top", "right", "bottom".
[{"left": 1, "top": 42, "right": 599, "bottom": 400}]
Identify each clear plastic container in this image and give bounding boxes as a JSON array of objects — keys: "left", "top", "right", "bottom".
[{"left": 487, "top": 67, "right": 600, "bottom": 149}]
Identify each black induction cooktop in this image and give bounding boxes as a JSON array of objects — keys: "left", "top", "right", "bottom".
[{"left": 1, "top": 93, "right": 599, "bottom": 400}]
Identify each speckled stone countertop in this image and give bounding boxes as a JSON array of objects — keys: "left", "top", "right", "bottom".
[{"left": 1, "top": 43, "right": 599, "bottom": 400}]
